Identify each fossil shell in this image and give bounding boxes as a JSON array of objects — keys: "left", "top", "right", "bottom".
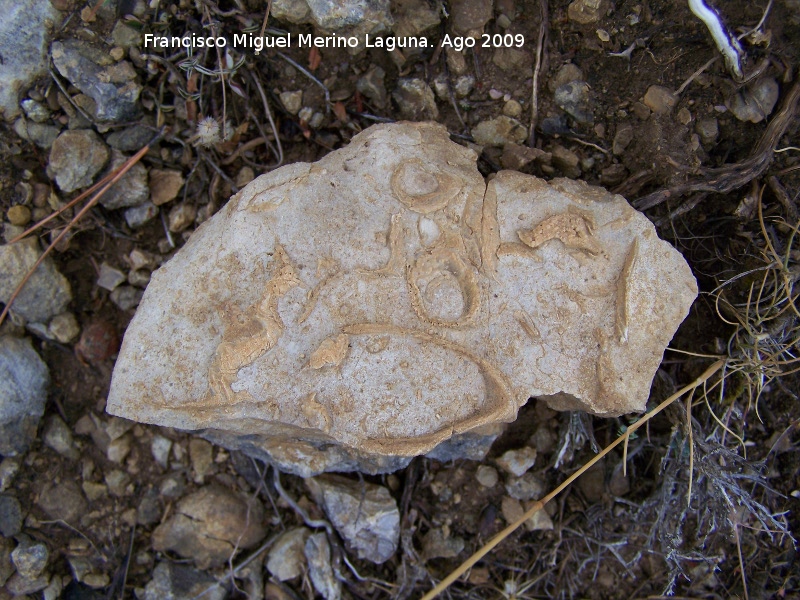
[{"left": 106, "top": 122, "right": 697, "bottom": 476}]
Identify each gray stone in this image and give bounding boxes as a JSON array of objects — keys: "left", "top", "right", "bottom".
[
  {"left": 555, "top": 81, "right": 594, "bottom": 124},
  {"left": 99, "top": 150, "right": 149, "bottom": 210},
  {"left": 696, "top": 117, "right": 719, "bottom": 144},
  {"left": 137, "top": 487, "right": 161, "bottom": 525},
  {"left": 505, "top": 472, "right": 545, "bottom": 501},
  {"left": 13, "top": 118, "right": 60, "bottom": 149},
  {"left": 11, "top": 540, "right": 48, "bottom": 579},
  {"left": 356, "top": 66, "right": 387, "bottom": 109},
  {"left": 125, "top": 202, "right": 159, "bottom": 229},
  {"left": 150, "top": 434, "right": 172, "bottom": 469},
  {"left": 144, "top": 561, "right": 225, "bottom": 600},
  {"left": 0, "top": 240, "right": 72, "bottom": 324},
  {"left": 0, "top": 336, "right": 49, "bottom": 455},
  {"left": 6, "top": 572, "right": 50, "bottom": 595},
  {"left": 106, "top": 124, "right": 155, "bottom": 152},
  {"left": 0, "top": 494, "right": 22, "bottom": 537},
  {"left": 425, "top": 426, "right": 503, "bottom": 462},
  {"left": 0, "top": 0, "right": 60, "bottom": 121},
  {"left": 106, "top": 123, "right": 698, "bottom": 477},
  {"left": 0, "top": 458, "right": 20, "bottom": 492},
  {"left": 110, "top": 285, "right": 143, "bottom": 311},
  {"left": 727, "top": 77, "right": 779, "bottom": 124},
  {"left": 306, "top": 475, "right": 399, "bottom": 564},
  {"left": 612, "top": 123, "right": 634, "bottom": 155},
  {"left": 472, "top": 116, "right": 527, "bottom": 147},
  {"left": 393, "top": 78, "right": 438, "bottom": 119},
  {"left": 152, "top": 485, "right": 266, "bottom": 568},
  {"left": 105, "top": 468, "right": 131, "bottom": 496},
  {"left": 51, "top": 40, "right": 141, "bottom": 122},
  {"left": 305, "top": 0, "right": 392, "bottom": 33},
  {"left": 422, "top": 528, "right": 465, "bottom": 560},
  {"left": 37, "top": 480, "right": 87, "bottom": 523},
  {"left": 47, "top": 129, "right": 109, "bottom": 193},
  {"left": 304, "top": 533, "right": 340, "bottom": 600},
  {"left": 97, "top": 263, "right": 127, "bottom": 291},
  {"left": 266, "top": 527, "right": 310, "bottom": 581},
  {"left": 43, "top": 415, "right": 79, "bottom": 460}
]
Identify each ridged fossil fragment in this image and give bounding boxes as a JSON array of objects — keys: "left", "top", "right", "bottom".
[{"left": 107, "top": 122, "right": 697, "bottom": 476}]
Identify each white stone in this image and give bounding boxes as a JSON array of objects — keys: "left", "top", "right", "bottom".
[{"left": 107, "top": 122, "right": 697, "bottom": 476}]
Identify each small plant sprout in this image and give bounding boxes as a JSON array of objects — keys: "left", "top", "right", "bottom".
[{"left": 688, "top": 0, "right": 745, "bottom": 80}]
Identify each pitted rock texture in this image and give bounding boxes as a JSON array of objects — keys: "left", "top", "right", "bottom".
[{"left": 107, "top": 122, "right": 697, "bottom": 476}]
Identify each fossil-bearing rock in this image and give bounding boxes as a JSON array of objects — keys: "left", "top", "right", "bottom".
[{"left": 107, "top": 122, "right": 697, "bottom": 476}]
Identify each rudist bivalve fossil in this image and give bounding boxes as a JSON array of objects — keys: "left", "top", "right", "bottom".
[{"left": 107, "top": 122, "right": 697, "bottom": 476}]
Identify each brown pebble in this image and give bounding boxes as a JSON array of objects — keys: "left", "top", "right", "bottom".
[
  {"left": 76, "top": 320, "right": 120, "bottom": 365},
  {"left": 7, "top": 205, "right": 31, "bottom": 226}
]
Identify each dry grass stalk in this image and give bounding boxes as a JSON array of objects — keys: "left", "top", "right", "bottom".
[
  {"left": 420, "top": 359, "right": 725, "bottom": 600},
  {"left": 0, "top": 142, "right": 153, "bottom": 329}
]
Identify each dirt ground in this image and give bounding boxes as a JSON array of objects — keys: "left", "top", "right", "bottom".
[{"left": 1, "top": 0, "right": 800, "bottom": 598}]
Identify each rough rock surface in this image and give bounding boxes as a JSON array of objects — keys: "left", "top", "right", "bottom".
[
  {"left": 0, "top": 1, "right": 60, "bottom": 121},
  {"left": 51, "top": 40, "right": 141, "bottom": 122},
  {"left": 306, "top": 475, "right": 400, "bottom": 563},
  {"left": 0, "top": 336, "right": 50, "bottom": 456},
  {"left": 107, "top": 122, "right": 697, "bottom": 476}
]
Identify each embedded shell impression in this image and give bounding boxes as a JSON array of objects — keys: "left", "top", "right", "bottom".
[{"left": 106, "top": 122, "right": 697, "bottom": 475}]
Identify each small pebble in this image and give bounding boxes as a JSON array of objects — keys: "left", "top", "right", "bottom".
[
  {"left": 97, "top": 263, "right": 127, "bottom": 291},
  {"left": 489, "top": 88, "right": 505, "bottom": 100},
  {"left": 7, "top": 205, "right": 31, "bottom": 226},
  {"left": 110, "top": 285, "right": 143, "bottom": 311},
  {"left": 496, "top": 13, "right": 512, "bottom": 28},
  {"left": 125, "top": 201, "right": 159, "bottom": 229},
  {"left": 106, "top": 434, "right": 132, "bottom": 463},
  {"left": 43, "top": 415, "right": 79, "bottom": 460},
  {"left": 0, "top": 494, "right": 22, "bottom": 537},
  {"left": 109, "top": 47, "right": 125, "bottom": 61},
  {"left": 454, "top": 75, "right": 475, "bottom": 98},
  {"left": 149, "top": 169, "right": 185, "bottom": 206},
  {"left": 48, "top": 312, "right": 80, "bottom": 343},
  {"left": 75, "top": 320, "right": 119, "bottom": 364},
  {"left": 696, "top": 117, "right": 719, "bottom": 144},
  {"left": 105, "top": 469, "right": 131, "bottom": 497},
  {"left": 676, "top": 107, "right": 692, "bottom": 125},
  {"left": 280, "top": 91, "right": 303, "bottom": 115},
  {"left": 643, "top": 85, "right": 678, "bottom": 114},
  {"left": 476, "top": 465, "right": 499, "bottom": 488},
  {"left": 11, "top": 541, "right": 49, "bottom": 579},
  {"left": 496, "top": 447, "right": 537, "bottom": 476},
  {"left": 82, "top": 481, "right": 107, "bottom": 501},
  {"left": 189, "top": 438, "right": 214, "bottom": 483},
  {"left": 128, "top": 269, "right": 151, "bottom": 288},
  {"left": 151, "top": 435, "right": 172, "bottom": 469},
  {"left": 168, "top": 203, "right": 196, "bottom": 232},
  {"left": 502, "top": 99, "right": 522, "bottom": 118},
  {"left": 596, "top": 28, "right": 610, "bottom": 42}
]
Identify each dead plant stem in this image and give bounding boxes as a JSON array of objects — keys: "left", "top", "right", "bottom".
[{"left": 420, "top": 359, "right": 724, "bottom": 600}]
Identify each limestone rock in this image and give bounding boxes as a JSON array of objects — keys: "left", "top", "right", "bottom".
[{"left": 107, "top": 122, "right": 697, "bottom": 476}]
